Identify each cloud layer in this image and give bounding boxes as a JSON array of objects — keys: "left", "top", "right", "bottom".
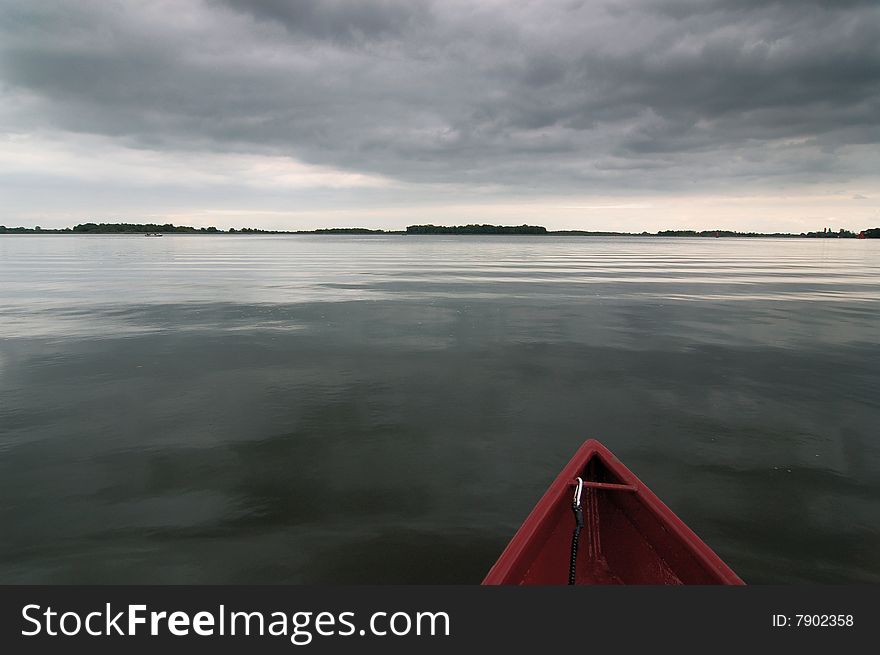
[{"left": 1, "top": 0, "right": 878, "bottom": 229}]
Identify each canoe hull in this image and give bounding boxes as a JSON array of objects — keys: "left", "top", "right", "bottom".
[{"left": 483, "top": 440, "right": 744, "bottom": 585}]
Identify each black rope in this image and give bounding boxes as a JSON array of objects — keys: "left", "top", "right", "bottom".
[{"left": 569, "top": 484, "right": 585, "bottom": 585}]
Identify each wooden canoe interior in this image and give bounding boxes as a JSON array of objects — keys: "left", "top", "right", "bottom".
[{"left": 509, "top": 452, "right": 728, "bottom": 585}]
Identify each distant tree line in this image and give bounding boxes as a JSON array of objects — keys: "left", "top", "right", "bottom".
[
  {"left": 0, "top": 225, "right": 68, "bottom": 233},
  {"left": 654, "top": 229, "right": 802, "bottom": 237},
  {"left": 406, "top": 224, "right": 547, "bottom": 234},
  {"left": 800, "top": 228, "right": 859, "bottom": 238},
  {"left": 72, "top": 223, "right": 221, "bottom": 233},
  {"left": 311, "top": 228, "right": 397, "bottom": 234},
  {"left": 550, "top": 230, "right": 643, "bottom": 236},
  {"left": 3, "top": 223, "right": 880, "bottom": 237}
]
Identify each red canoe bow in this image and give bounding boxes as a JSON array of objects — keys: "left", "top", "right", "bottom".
[{"left": 483, "top": 439, "right": 744, "bottom": 585}]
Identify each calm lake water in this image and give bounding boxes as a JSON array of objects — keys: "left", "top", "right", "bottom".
[{"left": 1, "top": 234, "right": 878, "bottom": 584}]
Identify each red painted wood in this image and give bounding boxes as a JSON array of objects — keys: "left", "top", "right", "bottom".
[
  {"left": 577, "top": 481, "right": 637, "bottom": 492},
  {"left": 482, "top": 440, "right": 744, "bottom": 585}
]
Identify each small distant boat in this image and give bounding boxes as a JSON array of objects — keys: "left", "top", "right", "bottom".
[
  {"left": 483, "top": 439, "right": 744, "bottom": 585},
  {"left": 144, "top": 233, "right": 163, "bottom": 237}
]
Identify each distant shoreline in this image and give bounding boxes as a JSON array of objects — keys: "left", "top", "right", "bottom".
[{"left": 1, "top": 223, "right": 877, "bottom": 239}]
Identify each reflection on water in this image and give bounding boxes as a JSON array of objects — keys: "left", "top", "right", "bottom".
[{"left": 1, "top": 235, "right": 878, "bottom": 583}]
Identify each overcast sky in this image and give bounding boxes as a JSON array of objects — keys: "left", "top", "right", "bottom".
[{"left": 1, "top": 0, "right": 878, "bottom": 231}]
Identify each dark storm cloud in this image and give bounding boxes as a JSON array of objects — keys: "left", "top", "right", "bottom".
[
  {"left": 216, "top": 0, "right": 430, "bottom": 42},
  {"left": 0, "top": 0, "right": 878, "bottom": 191}
]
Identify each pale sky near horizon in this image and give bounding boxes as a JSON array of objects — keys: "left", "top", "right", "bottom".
[{"left": 1, "top": 1, "right": 878, "bottom": 232}]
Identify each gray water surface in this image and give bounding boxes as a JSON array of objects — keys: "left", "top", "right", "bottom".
[{"left": 1, "top": 234, "right": 878, "bottom": 583}]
